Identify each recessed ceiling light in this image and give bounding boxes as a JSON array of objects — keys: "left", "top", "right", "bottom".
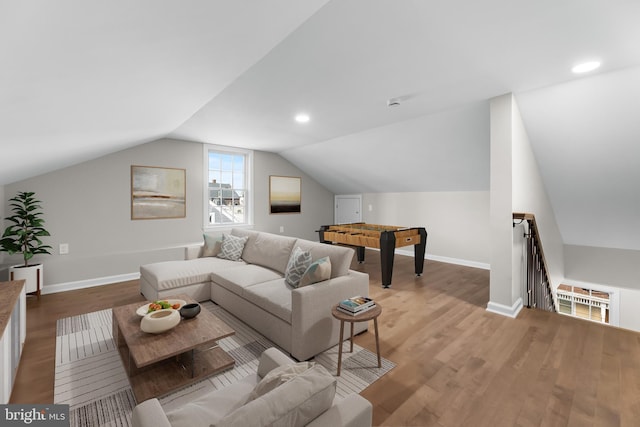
[
  {"left": 295, "top": 113, "right": 310, "bottom": 123},
  {"left": 571, "top": 61, "right": 601, "bottom": 74}
]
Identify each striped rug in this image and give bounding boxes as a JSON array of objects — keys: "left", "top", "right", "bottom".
[{"left": 55, "top": 301, "right": 395, "bottom": 427}]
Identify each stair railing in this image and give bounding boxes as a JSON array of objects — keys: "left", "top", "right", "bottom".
[{"left": 513, "top": 213, "right": 557, "bottom": 312}]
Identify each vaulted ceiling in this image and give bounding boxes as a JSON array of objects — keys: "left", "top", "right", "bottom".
[{"left": 3, "top": 1, "right": 640, "bottom": 250}]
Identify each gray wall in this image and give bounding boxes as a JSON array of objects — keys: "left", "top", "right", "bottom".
[
  {"left": 252, "top": 151, "right": 334, "bottom": 241},
  {"left": 281, "top": 101, "right": 492, "bottom": 268},
  {"left": 362, "top": 191, "right": 490, "bottom": 267},
  {"left": 1, "top": 139, "right": 333, "bottom": 289},
  {"left": 564, "top": 245, "right": 640, "bottom": 290},
  {"left": 511, "top": 98, "right": 564, "bottom": 288}
]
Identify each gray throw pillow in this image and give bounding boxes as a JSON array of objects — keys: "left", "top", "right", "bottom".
[{"left": 217, "top": 233, "right": 248, "bottom": 261}]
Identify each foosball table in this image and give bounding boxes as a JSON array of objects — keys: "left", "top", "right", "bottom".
[{"left": 318, "top": 223, "right": 427, "bottom": 288}]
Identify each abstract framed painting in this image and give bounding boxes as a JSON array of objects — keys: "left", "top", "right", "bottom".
[
  {"left": 131, "top": 165, "right": 186, "bottom": 220},
  {"left": 269, "top": 175, "right": 301, "bottom": 214}
]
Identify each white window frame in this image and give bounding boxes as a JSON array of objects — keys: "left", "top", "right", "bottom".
[{"left": 203, "top": 144, "right": 253, "bottom": 230}]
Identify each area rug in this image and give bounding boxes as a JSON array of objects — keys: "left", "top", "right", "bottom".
[{"left": 54, "top": 301, "right": 395, "bottom": 427}]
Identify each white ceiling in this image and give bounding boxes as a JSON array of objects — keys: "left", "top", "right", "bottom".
[
  {"left": 517, "top": 66, "right": 640, "bottom": 251},
  {"left": 3, "top": 0, "right": 640, "bottom": 250},
  {"left": 0, "top": 0, "right": 330, "bottom": 184}
]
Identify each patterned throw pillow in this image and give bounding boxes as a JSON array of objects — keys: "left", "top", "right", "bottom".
[
  {"left": 216, "top": 233, "right": 248, "bottom": 261},
  {"left": 285, "top": 247, "right": 312, "bottom": 288},
  {"left": 299, "top": 256, "right": 332, "bottom": 287},
  {"left": 202, "top": 233, "right": 222, "bottom": 257}
]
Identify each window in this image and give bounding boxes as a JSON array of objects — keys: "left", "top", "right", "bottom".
[
  {"left": 204, "top": 144, "right": 252, "bottom": 228},
  {"left": 557, "top": 284, "right": 610, "bottom": 324}
]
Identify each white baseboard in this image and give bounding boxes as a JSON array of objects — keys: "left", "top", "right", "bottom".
[
  {"left": 41, "top": 272, "right": 141, "bottom": 295},
  {"left": 486, "top": 298, "right": 523, "bottom": 318},
  {"left": 424, "top": 254, "right": 490, "bottom": 270},
  {"left": 38, "top": 248, "right": 489, "bottom": 294},
  {"left": 393, "top": 248, "right": 490, "bottom": 270}
]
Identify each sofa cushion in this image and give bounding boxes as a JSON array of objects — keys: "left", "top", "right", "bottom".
[
  {"left": 230, "top": 227, "right": 259, "bottom": 242},
  {"left": 165, "top": 374, "right": 258, "bottom": 427},
  {"left": 230, "top": 228, "right": 260, "bottom": 258},
  {"left": 299, "top": 256, "right": 332, "bottom": 287},
  {"left": 292, "top": 240, "right": 354, "bottom": 279},
  {"left": 202, "top": 233, "right": 222, "bottom": 257},
  {"left": 217, "top": 233, "right": 248, "bottom": 261},
  {"left": 213, "top": 363, "right": 337, "bottom": 427},
  {"left": 284, "top": 247, "right": 312, "bottom": 288},
  {"left": 237, "top": 230, "right": 297, "bottom": 274},
  {"left": 140, "top": 258, "right": 245, "bottom": 291},
  {"left": 212, "top": 265, "right": 284, "bottom": 297},
  {"left": 243, "top": 279, "right": 293, "bottom": 323},
  {"left": 247, "top": 361, "right": 314, "bottom": 401}
]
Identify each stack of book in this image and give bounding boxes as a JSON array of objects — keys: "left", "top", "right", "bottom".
[{"left": 337, "top": 296, "right": 376, "bottom": 316}]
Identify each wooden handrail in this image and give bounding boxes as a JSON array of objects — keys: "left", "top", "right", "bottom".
[{"left": 513, "top": 212, "right": 557, "bottom": 312}]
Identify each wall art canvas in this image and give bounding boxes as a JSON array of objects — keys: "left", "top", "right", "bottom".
[
  {"left": 131, "top": 166, "right": 186, "bottom": 220},
  {"left": 269, "top": 175, "right": 301, "bottom": 214}
]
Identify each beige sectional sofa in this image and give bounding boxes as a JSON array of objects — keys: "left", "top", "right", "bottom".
[
  {"left": 139, "top": 228, "right": 370, "bottom": 361},
  {"left": 131, "top": 347, "right": 373, "bottom": 427}
]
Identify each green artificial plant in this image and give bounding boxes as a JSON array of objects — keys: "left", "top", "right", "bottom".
[{"left": 0, "top": 191, "right": 52, "bottom": 267}]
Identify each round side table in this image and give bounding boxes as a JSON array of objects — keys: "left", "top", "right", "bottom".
[{"left": 331, "top": 303, "right": 382, "bottom": 376}]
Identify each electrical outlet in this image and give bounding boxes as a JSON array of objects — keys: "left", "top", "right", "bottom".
[
  {"left": 59, "top": 243, "right": 69, "bottom": 255},
  {"left": 279, "top": 226, "right": 284, "bottom": 233}
]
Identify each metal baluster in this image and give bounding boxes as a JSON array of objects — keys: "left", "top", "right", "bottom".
[{"left": 520, "top": 217, "right": 557, "bottom": 313}]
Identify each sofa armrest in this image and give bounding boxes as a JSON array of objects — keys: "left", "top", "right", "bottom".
[
  {"left": 257, "top": 347, "right": 295, "bottom": 378},
  {"left": 131, "top": 398, "right": 172, "bottom": 427},
  {"left": 184, "top": 244, "right": 204, "bottom": 260},
  {"left": 307, "top": 394, "right": 373, "bottom": 427},
  {"left": 291, "top": 270, "right": 370, "bottom": 360}
]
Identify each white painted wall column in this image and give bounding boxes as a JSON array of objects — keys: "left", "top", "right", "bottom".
[{"left": 487, "top": 94, "right": 523, "bottom": 317}]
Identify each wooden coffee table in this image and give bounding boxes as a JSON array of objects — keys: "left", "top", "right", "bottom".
[{"left": 112, "top": 294, "right": 235, "bottom": 402}]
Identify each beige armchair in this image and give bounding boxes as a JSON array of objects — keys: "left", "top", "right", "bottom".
[{"left": 131, "top": 347, "right": 373, "bottom": 427}]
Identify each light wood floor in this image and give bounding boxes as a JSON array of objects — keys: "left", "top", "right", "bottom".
[{"left": 10, "top": 251, "right": 640, "bottom": 426}]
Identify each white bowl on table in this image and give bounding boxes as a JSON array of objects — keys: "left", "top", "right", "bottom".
[{"left": 140, "top": 309, "right": 181, "bottom": 334}]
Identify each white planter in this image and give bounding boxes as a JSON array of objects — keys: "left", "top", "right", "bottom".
[{"left": 9, "top": 264, "right": 43, "bottom": 295}]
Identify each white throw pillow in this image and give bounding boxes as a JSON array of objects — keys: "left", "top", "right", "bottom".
[
  {"left": 202, "top": 233, "right": 222, "bottom": 257},
  {"left": 247, "top": 361, "right": 314, "bottom": 402},
  {"left": 212, "top": 364, "right": 337, "bottom": 427},
  {"left": 285, "top": 247, "right": 312, "bottom": 288},
  {"left": 217, "top": 234, "right": 248, "bottom": 261}
]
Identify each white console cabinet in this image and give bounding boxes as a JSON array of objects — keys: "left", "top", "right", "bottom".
[{"left": 0, "top": 280, "right": 26, "bottom": 404}]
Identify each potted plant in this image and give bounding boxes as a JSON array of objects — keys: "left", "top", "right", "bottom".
[{"left": 1, "top": 191, "right": 52, "bottom": 296}]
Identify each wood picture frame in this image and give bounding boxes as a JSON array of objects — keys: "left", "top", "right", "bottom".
[
  {"left": 131, "top": 165, "right": 186, "bottom": 220},
  {"left": 269, "top": 175, "right": 301, "bottom": 214}
]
